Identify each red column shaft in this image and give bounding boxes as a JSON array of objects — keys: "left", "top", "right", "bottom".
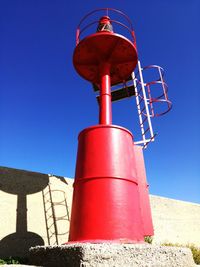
[{"left": 99, "top": 64, "right": 112, "bottom": 125}]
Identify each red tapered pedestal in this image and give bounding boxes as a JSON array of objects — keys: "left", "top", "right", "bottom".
[
  {"left": 134, "top": 145, "right": 154, "bottom": 236},
  {"left": 69, "top": 125, "right": 144, "bottom": 242}
]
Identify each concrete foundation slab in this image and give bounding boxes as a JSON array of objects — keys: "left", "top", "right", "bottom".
[{"left": 29, "top": 243, "right": 196, "bottom": 267}]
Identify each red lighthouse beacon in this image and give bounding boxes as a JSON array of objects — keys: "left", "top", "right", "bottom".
[{"left": 69, "top": 8, "right": 171, "bottom": 243}]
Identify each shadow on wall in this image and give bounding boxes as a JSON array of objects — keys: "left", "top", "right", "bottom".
[
  {"left": 0, "top": 167, "right": 49, "bottom": 258},
  {"left": 42, "top": 177, "right": 70, "bottom": 246}
]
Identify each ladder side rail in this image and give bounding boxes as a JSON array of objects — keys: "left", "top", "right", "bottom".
[
  {"left": 65, "top": 196, "right": 70, "bottom": 221},
  {"left": 147, "top": 84, "right": 154, "bottom": 117},
  {"left": 42, "top": 185, "right": 58, "bottom": 245},
  {"left": 158, "top": 66, "right": 171, "bottom": 110},
  {"left": 132, "top": 72, "right": 147, "bottom": 146},
  {"left": 48, "top": 184, "right": 59, "bottom": 245},
  {"left": 42, "top": 190, "right": 51, "bottom": 245},
  {"left": 62, "top": 191, "right": 70, "bottom": 221},
  {"left": 137, "top": 61, "right": 155, "bottom": 141},
  {"left": 50, "top": 190, "right": 70, "bottom": 237},
  {"left": 50, "top": 190, "right": 70, "bottom": 221}
]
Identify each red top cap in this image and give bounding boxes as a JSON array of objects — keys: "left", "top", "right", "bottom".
[{"left": 99, "top": 16, "right": 111, "bottom": 23}]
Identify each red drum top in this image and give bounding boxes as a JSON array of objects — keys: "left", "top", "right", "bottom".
[{"left": 73, "top": 32, "right": 138, "bottom": 85}]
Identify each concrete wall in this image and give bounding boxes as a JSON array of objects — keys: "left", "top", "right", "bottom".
[
  {"left": 150, "top": 195, "right": 200, "bottom": 246},
  {"left": 0, "top": 167, "right": 73, "bottom": 258},
  {"left": 0, "top": 166, "right": 199, "bottom": 258}
]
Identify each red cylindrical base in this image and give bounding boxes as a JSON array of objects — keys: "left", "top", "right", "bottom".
[{"left": 69, "top": 125, "right": 144, "bottom": 242}]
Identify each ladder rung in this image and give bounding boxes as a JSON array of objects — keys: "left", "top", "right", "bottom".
[
  {"left": 49, "top": 233, "right": 56, "bottom": 238},
  {"left": 51, "top": 202, "right": 67, "bottom": 206},
  {"left": 140, "top": 116, "right": 147, "bottom": 125},
  {"left": 138, "top": 106, "right": 146, "bottom": 114},
  {"left": 138, "top": 97, "right": 143, "bottom": 105},
  {"left": 48, "top": 222, "right": 55, "bottom": 228},
  {"left": 43, "top": 191, "right": 49, "bottom": 196},
  {"left": 54, "top": 216, "right": 69, "bottom": 221},
  {"left": 137, "top": 88, "right": 142, "bottom": 95},
  {"left": 49, "top": 230, "right": 56, "bottom": 235},
  {"left": 143, "top": 134, "right": 157, "bottom": 149},
  {"left": 142, "top": 127, "right": 150, "bottom": 135},
  {"left": 46, "top": 206, "right": 53, "bottom": 212}
]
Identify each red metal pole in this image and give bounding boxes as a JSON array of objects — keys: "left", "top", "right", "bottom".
[{"left": 99, "top": 63, "right": 112, "bottom": 125}]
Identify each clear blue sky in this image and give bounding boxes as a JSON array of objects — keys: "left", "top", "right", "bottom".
[{"left": 0, "top": 0, "right": 199, "bottom": 203}]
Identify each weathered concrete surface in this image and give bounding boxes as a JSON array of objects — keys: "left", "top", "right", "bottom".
[{"left": 29, "top": 243, "right": 196, "bottom": 267}]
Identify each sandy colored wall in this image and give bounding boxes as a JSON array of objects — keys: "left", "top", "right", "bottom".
[
  {"left": 0, "top": 167, "right": 73, "bottom": 258},
  {"left": 0, "top": 166, "right": 199, "bottom": 258},
  {"left": 150, "top": 195, "right": 200, "bottom": 246}
]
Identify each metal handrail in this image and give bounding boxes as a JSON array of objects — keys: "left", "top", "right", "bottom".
[
  {"left": 143, "top": 64, "right": 164, "bottom": 72},
  {"left": 134, "top": 64, "right": 172, "bottom": 117},
  {"left": 136, "top": 84, "right": 172, "bottom": 117},
  {"left": 77, "top": 8, "right": 133, "bottom": 30},
  {"left": 137, "top": 79, "right": 168, "bottom": 100},
  {"left": 75, "top": 8, "right": 136, "bottom": 46},
  {"left": 133, "top": 61, "right": 172, "bottom": 148},
  {"left": 148, "top": 98, "right": 172, "bottom": 117}
]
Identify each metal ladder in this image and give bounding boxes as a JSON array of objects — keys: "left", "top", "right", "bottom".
[
  {"left": 132, "top": 61, "right": 156, "bottom": 149},
  {"left": 42, "top": 184, "right": 70, "bottom": 245},
  {"left": 132, "top": 60, "right": 171, "bottom": 148},
  {"left": 94, "top": 60, "right": 171, "bottom": 149}
]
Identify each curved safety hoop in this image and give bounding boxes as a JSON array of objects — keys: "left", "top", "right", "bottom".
[
  {"left": 136, "top": 65, "right": 172, "bottom": 117},
  {"left": 75, "top": 8, "right": 137, "bottom": 47}
]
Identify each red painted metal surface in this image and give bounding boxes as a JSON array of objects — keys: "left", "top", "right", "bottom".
[
  {"left": 69, "top": 8, "right": 154, "bottom": 243},
  {"left": 99, "top": 63, "right": 112, "bottom": 124},
  {"left": 69, "top": 125, "right": 144, "bottom": 242},
  {"left": 73, "top": 32, "right": 138, "bottom": 86},
  {"left": 134, "top": 145, "right": 154, "bottom": 236},
  {"left": 73, "top": 10, "right": 138, "bottom": 86}
]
